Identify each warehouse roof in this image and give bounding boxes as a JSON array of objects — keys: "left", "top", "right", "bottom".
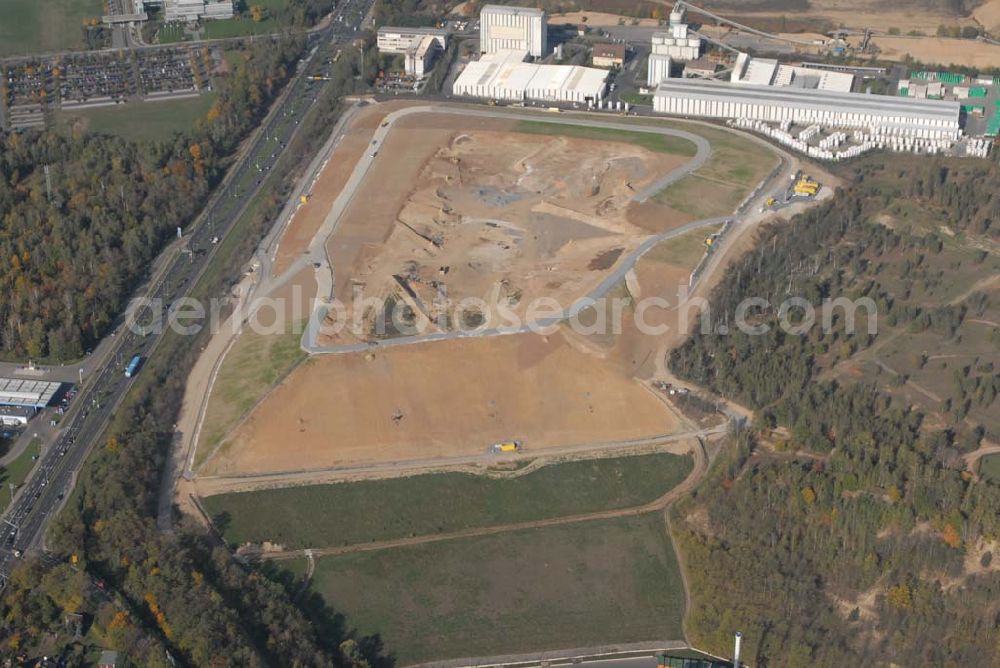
[
  {"left": 655, "top": 78, "right": 960, "bottom": 123},
  {"left": 454, "top": 50, "right": 607, "bottom": 100},
  {"left": 0, "top": 378, "right": 62, "bottom": 409}
]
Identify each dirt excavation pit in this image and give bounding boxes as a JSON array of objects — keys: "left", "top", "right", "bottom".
[
  {"left": 202, "top": 331, "right": 682, "bottom": 476},
  {"left": 315, "top": 120, "right": 686, "bottom": 347}
]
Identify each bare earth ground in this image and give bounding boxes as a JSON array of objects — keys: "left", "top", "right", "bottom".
[
  {"left": 976, "top": 0, "right": 1000, "bottom": 33},
  {"left": 273, "top": 102, "right": 407, "bottom": 275},
  {"left": 202, "top": 331, "right": 681, "bottom": 475},
  {"left": 704, "top": 0, "right": 978, "bottom": 35},
  {"left": 316, "top": 113, "right": 686, "bottom": 346},
  {"left": 549, "top": 11, "right": 661, "bottom": 27},
  {"left": 182, "top": 103, "right": 797, "bottom": 486},
  {"left": 867, "top": 35, "right": 1000, "bottom": 68}
]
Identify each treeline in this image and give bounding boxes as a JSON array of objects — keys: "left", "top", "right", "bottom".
[
  {"left": 671, "top": 157, "right": 999, "bottom": 435},
  {"left": 0, "top": 43, "right": 385, "bottom": 664},
  {"left": 0, "top": 37, "right": 304, "bottom": 362},
  {"left": 670, "top": 157, "right": 1000, "bottom": 664}
]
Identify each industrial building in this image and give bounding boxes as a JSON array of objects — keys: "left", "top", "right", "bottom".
[
  {"left": 134, "top": 0, "right": 234, "bottom": 21},
  {"left": 647, "top": 54, "right": 672, "bottom": 87},
  {"left": 592, "top": 43, "right": 625, "bottom": 68},
  {"left": 376, "top": 26, "right": 450, "bottom": 77},
  {"left": 0, "top": 378, "right": 62, "bottom": 425},
  {"left": 731, "top": 53, "right": 855, "bottom": 93},
  {"left": 651, "top": 24, "right": 701, "bottom": 61},
  {"left": 376, "top": 26, "right": 449, "bottom": 52},
  {"left": 650, "top": 5, "right": 701, "bottom": 62},
  {"left": 683, "top": 58, "right": 716, "bottom": 79},
  {"left": 479, "top": 5, "right": 547, "bottom": 58},
  {"left": 647, "top": 5, "right": 698, "bottom": 86},
  {"left": 453, "top": 49, "right": 607, "bottom": 103},
  {"left": 653, "top": 78, "right": 961, "bottom": 140}
]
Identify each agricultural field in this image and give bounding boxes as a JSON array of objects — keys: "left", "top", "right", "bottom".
[
  {"left": 56, "top": 93, "right": 217, "bottom": 142},
  {"left": 0, "top": 0, "right": 103, "bottom": 56},
  {"left": 202, "top": 451, "right": 693, "bottom": 548},
  {"left": 306, "top": 513, "right": 686, "bottom": 664}
]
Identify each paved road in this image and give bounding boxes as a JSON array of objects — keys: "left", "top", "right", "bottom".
[
  {"left": 195, "top": 425, "right": 726, "bottom": 492},
  {"left": 0, "top": 1, "right": 375, "bottom": 580},
  {"left": 284, "top": 105, "right": 724, "bottom": 355}
]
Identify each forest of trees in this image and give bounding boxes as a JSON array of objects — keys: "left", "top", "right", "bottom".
[
  {"left": 670, "top": 156, "right": 1000, "bottom": 665},
  {"left": 0, "top": 36, "right": 307, "bottom": 362},
  {"left": 0, "top": 33, "right": 390, "bottom": 664}
]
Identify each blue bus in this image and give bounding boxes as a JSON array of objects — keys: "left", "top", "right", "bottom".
[{"left": 124, "top": 354, "right": 142, "bottom": 378}]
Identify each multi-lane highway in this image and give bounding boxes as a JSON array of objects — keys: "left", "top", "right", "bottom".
[{"left": 0, "top": 0, "right": 374, "bottom": 582}]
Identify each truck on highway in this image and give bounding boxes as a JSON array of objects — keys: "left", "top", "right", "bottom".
[
  {"left": 491, "top": 440, "right": 521, "bottom": 454},
  {"left": 124, "top": 354, "right": 142, "bottom": 378}
]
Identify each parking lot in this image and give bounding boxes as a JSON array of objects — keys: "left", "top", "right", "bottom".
[{"left": 2, "top": 44, "right": 218, "bottom": 130}]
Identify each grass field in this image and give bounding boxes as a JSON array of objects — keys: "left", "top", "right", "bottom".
[
  {"left": 642, "top": 225, "right": 722, "bottom": 267},
  {"left": 201, "top": 0, "right": 288, "bottom": 39},
  {"left": 196, "top": 322, "right": 307, "bottom": 467},
  {"left": 655, "top": 124, "right": 776, "bottom": 218},
  {"left": 0, "top": 439, "right": 42, "bottom": 513},
  {"left": 203, "top": 452, "right": 692, "bottom": 548},
  {"left": 157, "top": 22, "right": 192, "bottom": 44},
  {"left": 307, "top": 513, "right": 686, "bottom": 664},
  {"left": 0, "top": 0, "right": 103, "bottom": 56},
  {"left": 57, "top": 94, "right": 217, "bottom": 142},
  {"left": 981, "top": 454, "right": 1000, "bottom": 485},
  {"left": 513, "top": 120, "right": 698, "bottom": 157}
]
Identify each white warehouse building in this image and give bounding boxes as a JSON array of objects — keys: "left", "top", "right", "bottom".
[
  {"left": 480, "top": 5, "right": 547, "bottom": 57},
  {"left": 453, "top": 50, "right": 606, "bottom": 103},
  {"left": 653, "top": 79, "right": 962, "bottom": 140}
]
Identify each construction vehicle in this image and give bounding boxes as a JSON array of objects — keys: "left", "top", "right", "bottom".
[
  {"left": 491, "top": 440, "right": 521, "bottom": 454},
  {"left": 793, "top": 181, "right": 819, "bottom": 196},
  {"left": 792, "top": 175, "right": 820, "bottom": 197},
  {"left": 766, "top": 196, "right": 776, "bottom": 207},
  {"left": 300, "top": 194, "right": 310, "bottom": 204}
]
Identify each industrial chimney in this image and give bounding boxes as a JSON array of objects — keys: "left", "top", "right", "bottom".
[{"left": 733, "top": 631, "right": 743, "bottom": 667}]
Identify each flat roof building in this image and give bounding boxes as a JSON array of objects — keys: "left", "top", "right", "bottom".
[
  {"left": 377, "top": 26, "right": 449, "bottom": 78},
  {"left": 141, "top": 0, "right": 234, "bottom": 22},
  {"left": 0, "top": 378, "right": 62, "bottom": 409},
  {"left": 653, "top": 78, "right": 961, "bottom": 140},
  {"left": 480, "top": 5, "right": 547, "bottom": 58},
  {"left": 732, "top": 53, "right": 855, "bottom": 93},
  {"left": 376, "top": 26, "right": 449, "bottom": 53},
  {"left": 453, "top": 49, "right": 606, "bottom": 103}
]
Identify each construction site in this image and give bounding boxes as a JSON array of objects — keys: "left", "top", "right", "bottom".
[
  {"left": 170, "top": 95, "right": 824, "bottom": 492},
  {"left": 316, "top": 119, "right": 688, "bottom": 347}
]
